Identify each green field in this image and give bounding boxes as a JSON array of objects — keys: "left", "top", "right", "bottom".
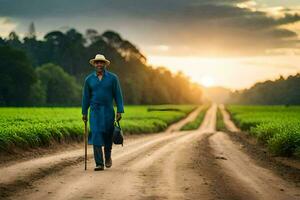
[
  {"left": 0, "top": 105, "right": 196, "bottom": 152},
  {"left": 227, "top": 105, "right": 300, "bottom": 157}
]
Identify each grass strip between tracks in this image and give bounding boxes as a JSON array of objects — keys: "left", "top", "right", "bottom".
[
  {"left": 180, "top": 105, "right": 210, "bottom": 131},
  {"left": 216, "top": 106, "right": 226, "bottom": 131}
]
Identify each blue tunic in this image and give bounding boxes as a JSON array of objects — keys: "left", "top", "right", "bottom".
[{"left": 81, "top": 69, "right": 124, "bottom": 146}]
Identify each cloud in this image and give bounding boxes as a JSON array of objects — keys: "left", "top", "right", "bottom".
[
  {"left": 0, "top": 17, "right": 17, "bottom": 37},
  {"left": 0, "top": 0, "right": 299, "bottom": 56}
]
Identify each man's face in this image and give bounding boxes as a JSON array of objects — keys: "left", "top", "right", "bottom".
[{"left": 94, "top": 60, "right": 106, "bottom": 73}]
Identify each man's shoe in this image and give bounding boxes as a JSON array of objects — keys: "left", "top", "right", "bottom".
[
  {"left": 94, "top": 165, "right": 104, "bottom": 171},
  {"left": 105, "top": 158, "right": 112, "bottom": 168}
]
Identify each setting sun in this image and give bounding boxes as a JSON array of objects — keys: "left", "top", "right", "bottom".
[{"left": 200, "top": 76, "right": 215, "bottom": 87}]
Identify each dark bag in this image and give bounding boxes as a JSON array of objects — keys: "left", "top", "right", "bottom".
[{"left": 113, "top": 120, "right": 124, "bottom": 146}]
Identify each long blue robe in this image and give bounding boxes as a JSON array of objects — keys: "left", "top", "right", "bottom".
[{"left": 81, "top": 69, "right": 124, "bottom": 146}]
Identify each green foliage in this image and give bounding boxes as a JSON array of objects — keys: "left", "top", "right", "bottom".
[
  {"left": 227, "top": 105, "right": 300, "bottom": 157},
  {"left": 28, "top": 79, "right": 47, "bottom": 105},
  {"left": 0, "top": 105, "right": 195, "bottom": 152},
  {"left": 228, "top": 74, "right": 300, "bottom": 105},
  {"left": 180, "top": 105, "right": 209, "bottom": 131},
  {"left": 1, "top": 28, "right": 203, "bottom": 106},
  {"left": 36, "top": 63, "right": 81, "bottom": 105},
  {"left": 0, "top": 45, "right": 37, "bottom": 106}
]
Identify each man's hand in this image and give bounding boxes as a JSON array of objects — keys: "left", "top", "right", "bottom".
[
  {"left": 116, "top": 113, "right": 122, "bottom": 122},
  {"left": 82, "top": 115, "right": 88, "bottom": 122}
]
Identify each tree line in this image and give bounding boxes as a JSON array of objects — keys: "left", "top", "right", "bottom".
[
  {"left": 0, "top": 24, "right": 203, "bottom": 106},
  {"left": 227, "top": 73, "right": 300, "bottom": 105}
]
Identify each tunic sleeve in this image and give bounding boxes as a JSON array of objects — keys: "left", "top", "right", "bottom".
[
  {"left": 82, "top": 79, "right": 91, "bottom": 115},
  {"left": 113, "top": 76, "right": 124, "bottom": 113}
]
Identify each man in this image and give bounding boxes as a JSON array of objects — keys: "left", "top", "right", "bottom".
[{"left": 82, "top": 54, "right": 124, "bottom": 171}]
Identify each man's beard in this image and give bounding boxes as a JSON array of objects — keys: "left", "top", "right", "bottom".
[{"left": 96, "top": 66, "right": 105, "bottom": 72}]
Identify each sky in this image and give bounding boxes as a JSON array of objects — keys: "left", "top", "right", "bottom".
[{"left": 0, "top": 0, "right": 300, "bottom": 90}]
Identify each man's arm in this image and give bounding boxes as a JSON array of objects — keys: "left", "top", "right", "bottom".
[
  {"left": 82, "top": 79, "right": 91, "bottom": 122},
  {"left": 113, "top": 75, "right": 124, "bottom": 121}
]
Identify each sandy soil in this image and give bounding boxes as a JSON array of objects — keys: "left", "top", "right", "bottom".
[{"left": 1, "top": 104, "right": 299, "bottom": 200}]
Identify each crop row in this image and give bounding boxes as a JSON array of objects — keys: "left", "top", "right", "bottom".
[
  {"left": 227, "top": 105, "right": 300, "bottom": 157},
  {"left": 0, "top": 105, "right": 196, "bottom": 152}
]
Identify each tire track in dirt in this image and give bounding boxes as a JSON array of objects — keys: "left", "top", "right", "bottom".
[
  {"left": 137, "top": 104, "right": 217, "bottom": 200},
  {"left": 207, "top": 104, "right": 300, "bottom": 200},
  {"left": 210, "top": 132, "right": 300, "bottom": 200}
]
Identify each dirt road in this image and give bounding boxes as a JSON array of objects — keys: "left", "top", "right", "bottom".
[{"left": 1, "top": 105, "right": 299, "bottom": 200}]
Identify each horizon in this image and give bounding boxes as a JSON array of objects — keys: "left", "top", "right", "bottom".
[{"left": 1, "top": 0, "right": 300, "bottom": 90}]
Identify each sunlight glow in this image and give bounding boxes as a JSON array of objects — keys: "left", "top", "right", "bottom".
[
  {"left": 200, "top": 76, "right": 215, "bottom": 87},
  {"left": 147, "top": 55, "right": 300, "bottom": 90}
]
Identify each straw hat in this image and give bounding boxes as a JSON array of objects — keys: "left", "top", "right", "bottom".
[{"left": 89, "top": 54, "right": 110, "bottom": 66}]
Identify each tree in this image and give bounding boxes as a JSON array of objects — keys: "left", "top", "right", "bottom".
[
  {"left": 102, "top": 30, "right": 123, "bottom": 49},
  {"left": 2, "top": 28, "right": 204, "bottom": 105},
  {"left": 227, "top": 73, "right": 300, "bottom": 105},
  {"left": 0, "top": 37, "right": 5, "bottom": 46},
  {"left": 0, "top": 46, "right": 37, "bottom": 106},
  {"left": 28, "top": 79, "right": 46, "bottom": 106},
  {"left": 36, "top": 63, "right": 81, "bottom": 105},
  {"left": 27, "top": 22, "right": 36, "bottom": 39},
  {"left": 6, "top": 31, "right": 22, "bottom": 49},
  {"left": 85, "top": 29, "right": 100, "bottom": 44}
]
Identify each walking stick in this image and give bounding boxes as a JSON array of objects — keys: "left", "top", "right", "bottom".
[{"left": 84, "top": 120, "right": 88, "bottom": 170}]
